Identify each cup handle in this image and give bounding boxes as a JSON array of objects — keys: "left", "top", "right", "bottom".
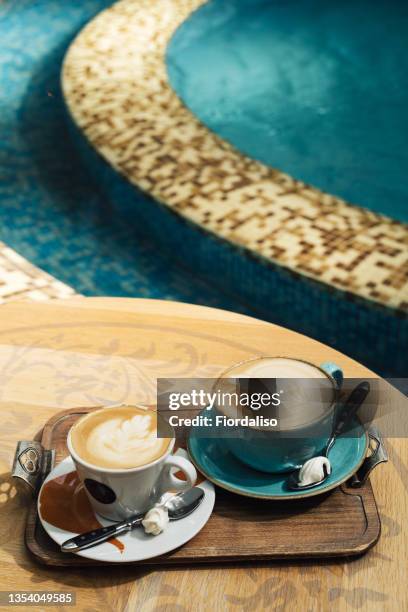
[
  {"left": 320, "top": 361, "right": 343, "bottom": 388},
  {"left": 160, "top": 455, "right": 197, "bottom": 493}
]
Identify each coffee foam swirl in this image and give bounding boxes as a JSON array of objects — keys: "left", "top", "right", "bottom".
[{"left": 71, "top": 407, "right": 171, "bottom": 469}]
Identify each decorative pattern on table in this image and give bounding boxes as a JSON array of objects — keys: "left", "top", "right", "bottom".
[
  {"left": 62, "top": 0, "right": 408, "bottom": 312},
  {"left": 0, "top": 331, "right": 220, "bottom": 409},
  {"left": 0, "top": 242, "right": 76, "bottom": 304}
]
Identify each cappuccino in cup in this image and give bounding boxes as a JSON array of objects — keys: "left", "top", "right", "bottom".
[
  {"left": 67, "top": 405, "right": 197, "bottom": 521},
  {"left": 214, "top": 357, "right": 343, "bottom": 473},
  {"left": 70, "top": 406, "right": 171, "bottom": 470}
]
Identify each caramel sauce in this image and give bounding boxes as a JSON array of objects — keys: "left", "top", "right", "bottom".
[{"left": 39, "top": 471, "right": 124, "bottom": 553}]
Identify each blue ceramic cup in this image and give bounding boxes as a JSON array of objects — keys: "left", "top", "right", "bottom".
[{"left": 213, "top": 357, "right": 343, "bottom": 473}]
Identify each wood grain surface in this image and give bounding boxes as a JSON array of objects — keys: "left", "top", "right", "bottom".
[{"left": 0, "top": 297, "right": 406, "bottom": 611}]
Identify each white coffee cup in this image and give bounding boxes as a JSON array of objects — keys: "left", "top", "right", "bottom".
[{"left": 67, "top": 408, "right": 197, "bottom": 521}]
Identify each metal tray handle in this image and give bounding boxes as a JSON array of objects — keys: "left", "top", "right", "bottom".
[
  {"left": 349, "top": 426, "right": 388, "bottom": 487},
  {"left": 11, "top": 440, "right": 55, "bottom": 495}
]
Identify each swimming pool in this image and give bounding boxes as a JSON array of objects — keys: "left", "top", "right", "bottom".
[
  {"left": 1, "top": 0, "right": 406, "bottom": 377},
  {"left": 61, "top": 0, "right": 407, "bottom": 377},
  {"left": 167, "top": 0, "right": 408, "bottom": 223}
]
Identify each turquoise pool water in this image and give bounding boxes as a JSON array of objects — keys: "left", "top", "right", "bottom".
[{"left": 167, "top": 0, "right": 408, "bottom": 223}]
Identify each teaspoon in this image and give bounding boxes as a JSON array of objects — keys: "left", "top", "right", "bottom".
[
  {"left": 61, "top": 487, "right": 204, "bottom": 553},
  {"left": 287, "top": 381, "right": 370, "bottom": 491}
]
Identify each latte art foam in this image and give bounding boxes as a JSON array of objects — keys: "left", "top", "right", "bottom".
[{"left": 71, "top": 406, "right": 171, "bottom": 469}]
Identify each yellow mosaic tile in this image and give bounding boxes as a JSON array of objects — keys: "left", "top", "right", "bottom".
[
  {"left": 0, "top": 243, "right": 76, "bottom": 304},
  {"left": 62, "top": 0, "right": 408, "bottom": 311}
]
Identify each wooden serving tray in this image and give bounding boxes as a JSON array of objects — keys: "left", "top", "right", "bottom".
[{"left": 25, "top": 408, "right": 381, "bottom": 566}]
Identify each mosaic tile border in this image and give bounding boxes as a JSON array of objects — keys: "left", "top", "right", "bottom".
[
  {"left": 0, "top": 242, "right": 76, "bottom": 304},
  {"left": 62, "top": 0, "right": 408, "bottom": 312}
]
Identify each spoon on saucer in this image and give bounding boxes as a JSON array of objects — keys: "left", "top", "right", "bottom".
[
  {"left": 287, "top": 381, "right": 370, "bottom": 491},
  {"left": 61, "top": 487, "right": 205, "bottom": 553}
]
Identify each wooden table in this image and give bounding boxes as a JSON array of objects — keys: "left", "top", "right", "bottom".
[{"left": 0, "top": 297, "right": 406, "bottom": 611}]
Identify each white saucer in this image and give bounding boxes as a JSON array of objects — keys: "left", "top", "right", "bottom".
[{"left": 38, "top": 455, "right": 215, "bottom": 563}]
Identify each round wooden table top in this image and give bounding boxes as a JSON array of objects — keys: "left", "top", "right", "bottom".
[{"left": 0, "top": 297, "right": 406, "bottom": 610}]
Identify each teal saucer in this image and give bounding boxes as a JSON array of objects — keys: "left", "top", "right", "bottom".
[{"left": 188, "top": 422, "right": 368, "bottom": 500}]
